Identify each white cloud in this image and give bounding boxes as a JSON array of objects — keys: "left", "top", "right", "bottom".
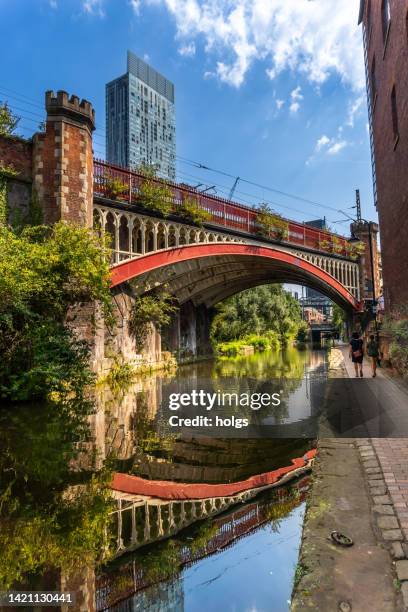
[
  {"left": 82, "top": 0, "right": 105, "bottom": 16},
  {"left": 327, "top": 140, "right": 347, "bottom": 155},
  {"left": 141, "top": 0, "right": 364, "bottom": 90},
  {"left": 129, "top": 0, "right": 141, "bottom": 13},
  {"left": 276, "top": 98, "right": 284, "bottom": 110},
  {"left": 178, "top": 42, "right": 196, "bottom": 57},
  {"left": 313, "top": 134, "right": 348, "bottom": 157},
  {"left": 316, "top": 134, "right": 330, "bottom": 151},
  {"left": 346, "top": 94, "right": 365, "bottom": 127},
  {"left": 289, "top": 85, "right": 303, "bottom": 114}
]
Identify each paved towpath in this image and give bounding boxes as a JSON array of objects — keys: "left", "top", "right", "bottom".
[{"left": 293, "top": 344, "right": 408, "bottom": 611}]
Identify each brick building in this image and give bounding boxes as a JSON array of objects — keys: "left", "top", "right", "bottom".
[{"left": 358, "top": 0, "right": 408, "bottom": 311}]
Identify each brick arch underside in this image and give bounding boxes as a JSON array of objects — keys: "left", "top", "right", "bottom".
[{"left": 110, "top": 244, "right": 359, "bottom": 311}]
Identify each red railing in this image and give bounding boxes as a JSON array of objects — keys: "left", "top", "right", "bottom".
[{"left": 93, "top": 159, "right": 351, "bottom": 257}]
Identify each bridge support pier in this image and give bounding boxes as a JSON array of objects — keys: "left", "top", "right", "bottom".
[{"left": 163, "top": 301, "right": 213, "bottom": 362}]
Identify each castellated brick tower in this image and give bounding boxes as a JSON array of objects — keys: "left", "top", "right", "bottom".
[{"left": 33, "top": 91, "right": 95, "bottom": 226}]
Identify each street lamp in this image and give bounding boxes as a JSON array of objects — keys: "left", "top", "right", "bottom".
[{"left": 349, "top": 221, "right": 378, "bottom": 336}]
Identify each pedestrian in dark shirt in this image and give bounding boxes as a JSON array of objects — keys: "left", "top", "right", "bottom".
[
  {"left": 349, "top": 331, "right": 364, "bottom": 378},
  {"left": 367, "top": 334, "right": 379, "bottom": 378}
]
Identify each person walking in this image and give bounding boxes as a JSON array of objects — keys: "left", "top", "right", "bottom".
[
  {"left": 349, "top": 331, "right": 364, "bottom": 377},
  {"left": 367, "top": 334, "right": 380, "bottom": 378}
]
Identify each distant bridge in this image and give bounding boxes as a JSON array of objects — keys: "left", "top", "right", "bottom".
[{"left": 93, "top": 160, "right": 362, "bottom": 311}]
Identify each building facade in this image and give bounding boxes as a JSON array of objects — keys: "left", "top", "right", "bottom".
[
  {"left": 106, "top": 51, "right": 176, "bottom": 180},
  {"left": 358, "top": 0, "right": 408, "bottom": 311}
]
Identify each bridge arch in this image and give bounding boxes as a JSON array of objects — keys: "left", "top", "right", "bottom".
[{"left": 110, "top": 243, "right": 361, "bottom": 311}]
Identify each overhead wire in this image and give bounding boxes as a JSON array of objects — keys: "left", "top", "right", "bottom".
[{"left": 0, "top": 85, "right": 355, "bottom": 228}]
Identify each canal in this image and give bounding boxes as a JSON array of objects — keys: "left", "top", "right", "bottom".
[{"left": 0, "top": 346, "right": 328, "bottom": 611}]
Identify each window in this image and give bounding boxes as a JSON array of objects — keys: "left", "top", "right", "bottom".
[
  {"left": 391, "top": 86, "right": 399, "bottom": 142},
  {"left": 370, "top": 58, "right": 377, "bottom": 104},
  {"left": 381, "top": 0, "right": 391, "bottom": 41}
]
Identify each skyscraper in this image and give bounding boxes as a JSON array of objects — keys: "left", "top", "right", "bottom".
[{"left": 106, "top": 51, "right": 176, "bottom": 180}]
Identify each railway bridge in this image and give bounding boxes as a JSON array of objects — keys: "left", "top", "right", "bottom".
[{"left": 1, "top": 89, "right": 378, "bottom": 369}]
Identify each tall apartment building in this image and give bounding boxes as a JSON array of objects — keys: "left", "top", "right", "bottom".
[
  {"left": 106, "top": 51, "right": 176, "bottom": 180},
  {"left": 358, "top": 0, "right": 408, "bottom": 310}
]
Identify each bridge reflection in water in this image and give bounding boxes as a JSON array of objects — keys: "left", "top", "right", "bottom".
[{"left": 96, "top": 476, "right": 310, "bottom": 612}]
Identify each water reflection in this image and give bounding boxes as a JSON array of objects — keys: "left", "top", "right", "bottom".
[
  {"left": 0, "top": 347, "right": 322, "bottom": 609},
  {"left": 97, "top": 477, "right": 309, "bottom": 612},
  {"left": 0, "top": 402, "right": 114, "bottom": 602}
]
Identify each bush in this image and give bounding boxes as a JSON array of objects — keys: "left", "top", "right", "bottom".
[
  {"left": 383, "top": 309, "right": 408, "bottom": 375},
  {"left": 137, "top": 164, "right": 173, "bottom": 216},
  {"left": 129, "top": 290, "right": 178, "bottom": 352},
  {"left": 256, "top": 203, "right": 289, "bottom": 241},
  {"left": 178, "top": 196, "right": 211, "bottom": 226},
  {"left": 296, "top": 321, "right": 309, "bottom": 343},
  {"left": 0, "top": 222, "right": 112, "bottom": 401}
]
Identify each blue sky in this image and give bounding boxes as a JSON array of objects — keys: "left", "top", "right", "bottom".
[{"left": 0, "top": 0, "right": 376, "bottom": 235}]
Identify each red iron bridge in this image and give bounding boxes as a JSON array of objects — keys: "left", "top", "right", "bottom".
[{"left": 93, "top": 160, "right": 364, "bottom": 311}]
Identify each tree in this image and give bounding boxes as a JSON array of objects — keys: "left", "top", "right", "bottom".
[
  {"left": 0, "top": 101, "right": 19, "bottom": 136},
  {"left": 0, "top": 222, "right": 112, "bottom": 401},
  {"left": 211, "top": 284, "right": 302, "bottom": 346}
]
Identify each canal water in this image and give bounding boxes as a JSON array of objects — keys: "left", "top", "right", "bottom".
[{"left": 0, "top": 346, "right": 328, "bottom": 611}]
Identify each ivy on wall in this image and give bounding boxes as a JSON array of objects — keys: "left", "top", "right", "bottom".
[{"left": 0, "top": 164, "right": 18, "bottom": 226}]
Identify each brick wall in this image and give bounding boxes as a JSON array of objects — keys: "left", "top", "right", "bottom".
[
  {"left": 362, "top": 0, "right": 408, "bottom": 310},
  {"left": 0, "top": 134, "right": 32, "bottom": 179}
]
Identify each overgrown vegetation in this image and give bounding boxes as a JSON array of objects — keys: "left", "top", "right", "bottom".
[
  {"left": 137, "top": 163, "right": 173, "bottom": 216},
  {"left": 211, "top": 285, "right": 303, "bottom": 354},
  {"left": 383, "top": 306, "right": 408, "bottom": 376},
  {"left": 129, "top": 289, "right": 178, "bottom": 352},
  {"left": 332, "top": 304, "right": 346, "bottom": 339},
  {"left": 216, "top": 332, "right": 281, "bottom": 357},
  {"left": 0, "top": 101, "right": 19, "bottom": 136},
  {"left": 0, "top": 222, "right": 112, "bottom": 402},
  {"left": 256, "top": 203, "right": 289, "bottom": 241},
  {"left": 178, "top": 195, "right": 211, "bottom": 225},
  {"left": 104, "top": 175, "right": 128, "bottom": 200}
]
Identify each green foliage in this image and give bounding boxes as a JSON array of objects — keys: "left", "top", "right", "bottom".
[
  {"left": 137, "top": 164, "right": 173, "bottom": 216},
  {"left": 100, "top": 357, "right": 137, "bottom": 393},
  {"left": 216, "top": 332, "right": 281, "bottom": 357},
  {"left": 0, "top": 101, "right": 19, "bottom": 136},
  {"left": 256, "top": 203, "right": 289, "bottom": 241},
  {"left": 296, "top": 321, "right": 309, "bottom": 343},
  {"left": 320, "top": 236, "right": 345, "bottom": 254},
  {"left": 129, "top": 289, "right": 178, "bottom": 352},
  {"left": 211, "top": 285, "right": 302, "bottom": 348},
  {"left": 0, "top": 164, "right": 18, "bottom": 226},
  {"left": 332, "top": 304, "right": 346, "bottom": 338},
  {"left": 0, "top": 402, "right": 115, "bottom": 589},
  {"left": 104, "top": 175, "right": 128, "bottom": 200},
  {"left": 346, "top": 240, "right": 365, "bottom": 260},
  {"left": 178, "top": 196, "right": 211, "bottom": 226},
  {"left": 0, "top": 222, "right": 112, "bottom": 401},
  {"left": 383, "top": 307, "right": 408, "bottom": 375}
]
